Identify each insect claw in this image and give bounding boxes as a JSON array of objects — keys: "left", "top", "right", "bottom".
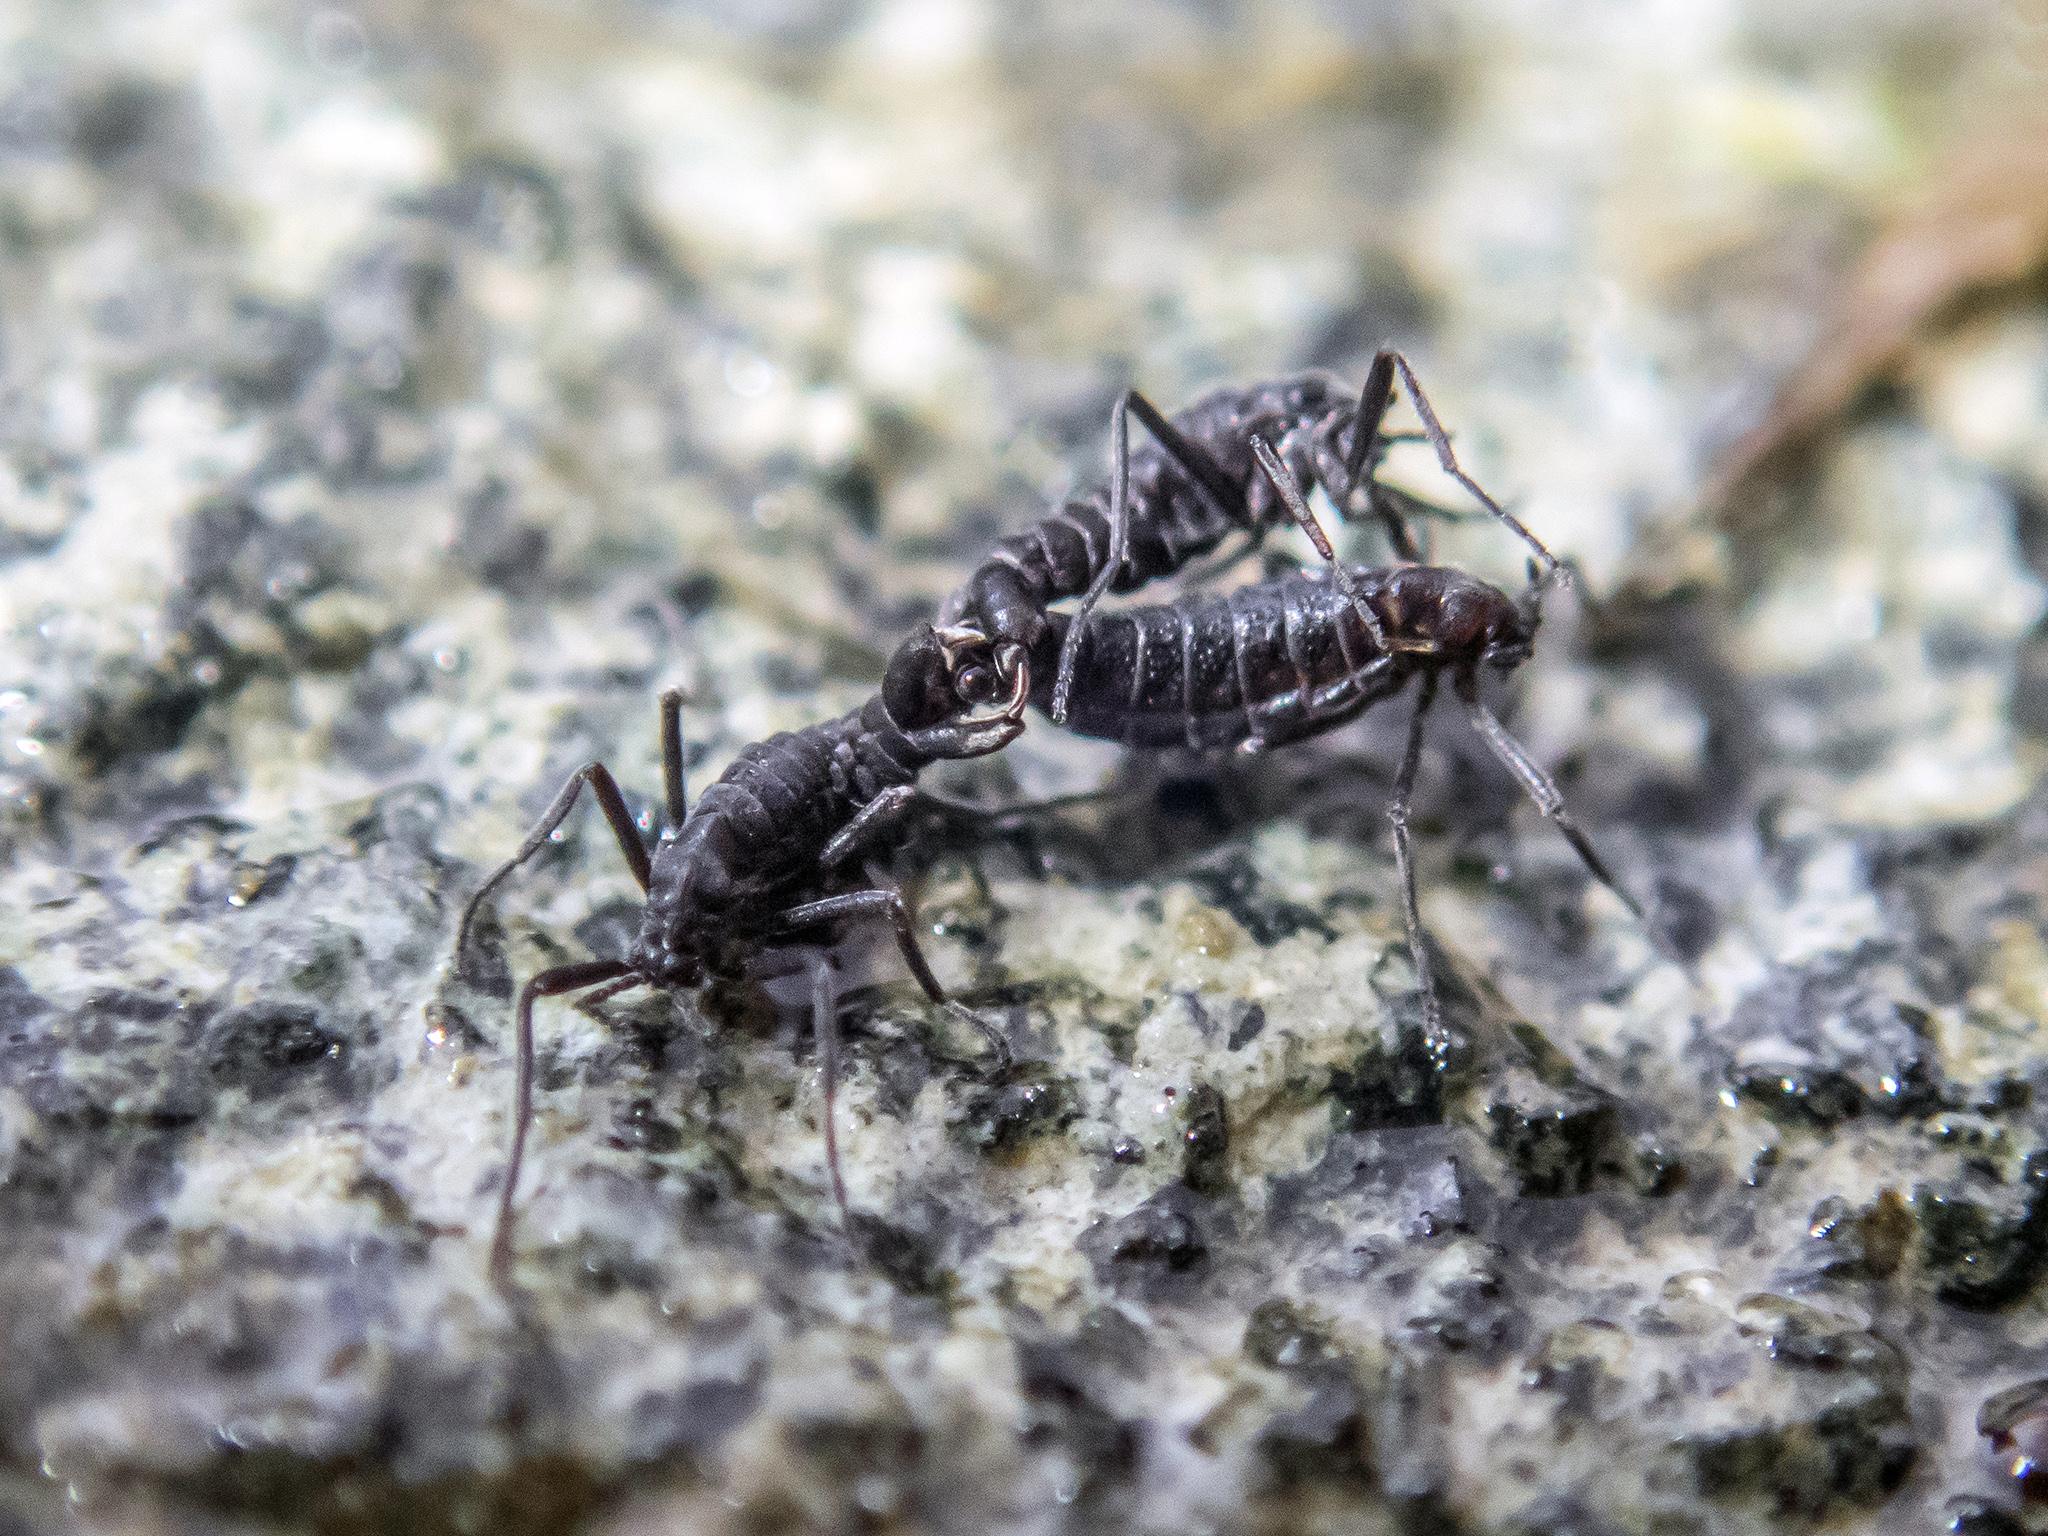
[{"left": 932, "top": 622, "right": 992, "bottom": 656}]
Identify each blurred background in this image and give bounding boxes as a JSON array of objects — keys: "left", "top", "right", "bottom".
[{"left": 5, "top": 2, "right": 2048, "bottom": 1534}]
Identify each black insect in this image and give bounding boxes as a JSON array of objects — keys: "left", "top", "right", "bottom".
[
  {"left": 455, "top": 626, "right": 1026, "bottom": 1278},
  {"left": 944, "top": 435, "right": 1641, "bottom": 1065},
  {"left": 939, "top": 350, "right": 1557, "bottom": 726}
]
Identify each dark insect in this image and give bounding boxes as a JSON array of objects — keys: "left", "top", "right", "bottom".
[
  {"left": 938, "top": 350, "right": 1557, "bottom": 726},
  {"left": 943, "top": 429, "right": 1641, "bottom": 1065},
  {"left": 455, "top": 626, "right": 1026, "bottom": 1279}
]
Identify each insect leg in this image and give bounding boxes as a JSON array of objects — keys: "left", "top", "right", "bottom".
[
  {"left": 1341, "top": 350, "right": 1398, "bottom": 503},
  {"left": 457, "top": 762, "right": 653, "bottom": 965},
  {"left": 1122, "top": 389, "right": 1251, "bottom": 529},
  {"left": 659, "top": 688, "right": 688, "bottom": 829},
  {"left": 1366, "top": 487, "right": 1426, "bottom": 565},
  {"left": 1052, "top": 389, "right": 1249, "bottom": 725},
  {"left": 1249, "top": 435, "right": 1393, "bottom": 653},
  {"left": 1458, "top": 678, "right": 1644, "bottom": 921},
  {"left": 1334, "top": 351, "right": 1427, "bottom": 560},
  {"left": 820, "top": 785, "right": 919, "bottom": 869},
  {"left": 1374, "top": 480, "right": 1485, "bottom": 565},
  {"left": 808, "top": 952, "right": 854, "bottom": 1239},
  {"left": 491, "top": 956, "right": 637, "bottom": 1282},
  {"left": 902, "top": 712, "right": 1025, "bottom": 763},
  {"left": 1388, "top": 674, "right": 1447, "bottom": 1071},
  {"left": 771, "top": 877, "right": 1012, "bottom": 1072},
  {"left": 1382, "top": 351, "right": 1558, "bottom": 582},
  {"left": 770, "top": 886, "right": 947, "bottom": 1002},
  {"left": 1051, "top": 395, "right": 1132, "bottom": 725}
]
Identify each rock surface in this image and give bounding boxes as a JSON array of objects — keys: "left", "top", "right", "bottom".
[{"left": 3, "top": 3, "right": 2048, "bottom": 1533}]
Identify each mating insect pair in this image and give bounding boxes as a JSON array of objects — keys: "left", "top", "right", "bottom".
[
  {"left": 456, "top": 350, "right": 1641, "bottom": 1279},
  {"left": 940, "top": 350, "right": 1642, "bottom": 1060}
]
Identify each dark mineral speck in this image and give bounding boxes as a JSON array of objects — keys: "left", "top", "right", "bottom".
[
  {"left": 951, "top": 1061, "right": 1075, "bottom": 1157},
  {"left": 1946, "top": 1496, "right": 2027, "bottom": 1536},
  {"left": 1179, "top": 1080, "right": 1230, "bottom": 1194}
]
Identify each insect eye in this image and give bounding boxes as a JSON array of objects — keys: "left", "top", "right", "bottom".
[{"left": 954, "top": 664, "right": 998, "bottom": 705}]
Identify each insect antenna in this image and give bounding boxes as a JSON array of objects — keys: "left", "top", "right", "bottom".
[
  {"left": 1389, "top": 673, "right": 1450, "bottom": 1071},
  {"left": 1456, "top": 675, "right": 1644, "bottom": 922},
  {"left": 659, "top": 687, "right": 688, "bottom": 829},
  {"left": 809, "top": 954, "right": 856, "bottom": 1247},
  {"left": 491, "top": 956, "right": 639, "bottom": 1282}
]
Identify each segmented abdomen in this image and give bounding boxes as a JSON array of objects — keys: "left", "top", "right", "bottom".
[
  {"left": 1030, "top": 569, "right": 1412, "bottom": 752},
  {"left": 944, "top": 374, "right": 1356, "bottom": 644},
  {"left": 682, "top": 705, "right": 920, "bottom": 898}
]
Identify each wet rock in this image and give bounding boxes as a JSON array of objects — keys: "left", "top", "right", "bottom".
[
  {"left": 1617, "top": 1134, "right": 1684, "bottom": 1197},
  {"left": 1978, "top": 1378, "right": 2048, "bottom": 1501},
  {"left": 1944, "top": 1497, "right": 2027, "bottom": 1536},
  {"left": 949, "top": 1060, "right": 1076, "bottom": 1158},
  {"left": 1796, "top": 1190, "right": 1913, "bottom": 1285},
  {"left": 1484, "top": 1068, "right": 1614, "bottom": 1198},
  {"left": 1913, "top": 1153, "right": 2048, "bottom": 1310},
  {"left": 201, "top": 1005, "right": 347, "bottom": 1099},
  {"left": 1225, "top": 1002, "right": 1267, "bottom": 1050},
  {"left": 1013, "top": 1336, "right": 1141, "bottom": 1515},
  {"left": 1721, "top": 1306, "right": 1916, "bottom": 1514},
  {"left": 1328, "top": 1017, "right": 1449, "bottom": 1132},
  {"left": 1680, "top": 1396, "right": 1916, "bottom": 1519},
  {"left": 0, "top": 966, "right": 49, "bottom": 1037},
  {"left": 1252, "top": 1374, "right": 1374, "bottom": 1490},
  {"left": 1078, "top": 1182, "right": 1214, "bottom": 1297},
  {"left": 1397, "top": 1154, "right": 1467, "bottom": 1238},
  {"left": 1178, "top": 848, "right": 1337, "bottom": 946},
  {"left": 1503, "top": 1495, "right": 1626, "bottom": 1536},
  {"left": 1724, "top": 951, "right": 1943, "bottom": 1127},
  {"left": 1241, "top": 1300, "right": 1374, "bottom": 1489},
  {"left": 216, "top": 295, "right": 329, "bottom": 408}
]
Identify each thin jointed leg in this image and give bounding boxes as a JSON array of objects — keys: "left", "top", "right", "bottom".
[
  {"left": 1122, "top": 389, "right": 1248, "bottom": 528},
  {"left": 659, "top": 689, "right": 688, "bottom": 829},
  {"left": 1342, "top": 351, "right": 1398, "bottom": 502},
  {"left": 456, "top": 762, "right": 652, "bottom": 962},
  {"left": 1053, "top": 396, "right": 1134, "bottom": 724},
  {"left": 1374, "top": 481, "right": 1481, "bottom": 563},
  {"left": 1381, "top": 351, "right": 1557, "bottom": 583},
  {"left": 1250, "top": 436, "right": 1393, "bottom": 653},
  {"left": 772, "top": 883, "right": 1011, "bottom": 1069},
  {"left": 1341, "top": 350, "right": 1419, "bottom": 564},
  {"left": 1388, "top": 675, "right": 1446, "bottom": 1070},
  {"left": 770, "top": 886, "right": 948, "bottom": 1003},
  {"left": 808, "top": 953, "right": 854, "bottom": 1239},
  {"left": 490, "top": 956, "right": 635, "bottom": 1281},
  {"left": 1459, "top": 680, "right": 1643, "bottom": 921},
  {"left": 1367, "top": 485, "right": 1426, "bottom": 565},
  {"left": 820, "top": 785, "right": 919, "bottom": 870},
  {"left": 1052, "top": 389, "right": 1248, "bottom": 724},
  {"left": 1327, "top": 351, "right": 1425, "bottom": 562}
]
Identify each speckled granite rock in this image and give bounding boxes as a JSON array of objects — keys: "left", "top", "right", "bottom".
[{"left": 4, "top": 3, "right": 2048, "bottom": 1534}]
